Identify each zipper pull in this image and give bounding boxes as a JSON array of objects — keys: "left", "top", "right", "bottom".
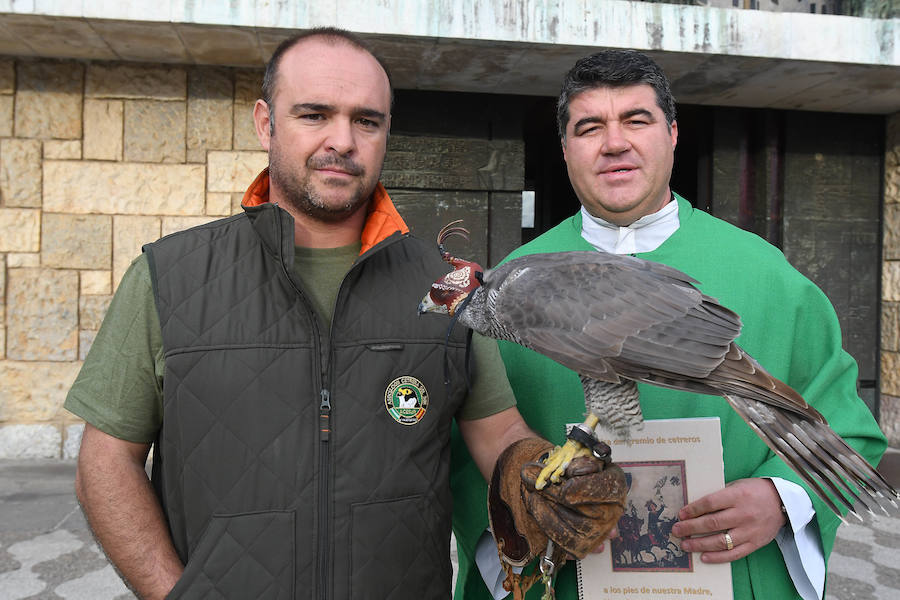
[{"left": 319, "top": 389, "right": 331, "bottom": 441}]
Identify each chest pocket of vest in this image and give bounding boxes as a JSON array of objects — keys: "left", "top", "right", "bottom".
[{"left": 166, "top": 510, "right": 295, "bottom": 599}]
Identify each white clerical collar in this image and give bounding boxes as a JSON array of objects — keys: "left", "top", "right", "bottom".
[{"left": 580, "top": 198, "right": 680, "bottom": 255}]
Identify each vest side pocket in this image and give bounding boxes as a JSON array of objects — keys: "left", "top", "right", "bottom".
[
  {"left": 166, "top": 510, "right": 295, "bottom": 600},
  {"left": 349, "top": 494, "right": 450, "bottom": 600}
]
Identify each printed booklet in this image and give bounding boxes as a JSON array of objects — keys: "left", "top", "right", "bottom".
[{"left": 573, "top": 418, "right": 733, "bottom": 600}]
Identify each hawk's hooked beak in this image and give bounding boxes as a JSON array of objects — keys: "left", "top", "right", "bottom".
[{"left": 418, "top": 294, "right": 447, "bottom": 315}]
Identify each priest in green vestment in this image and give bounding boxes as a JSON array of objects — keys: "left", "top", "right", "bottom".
[{"left": 450, "top": 49, "right": 887, "bottom": 600}]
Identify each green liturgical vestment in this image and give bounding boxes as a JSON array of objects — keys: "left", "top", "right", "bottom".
[{"left": 450, "top": 195, "right": 887, "bottom": 600}]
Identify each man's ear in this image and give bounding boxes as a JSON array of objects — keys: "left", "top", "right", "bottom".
[
  {"left": 253, "top": 99, "right": 272, "bottom": 151},
  {"left": 670, "top": 119, "right": 678, "bottom": 150},
  {"left": 560, "top": 136, "right": 567, "bottom": 161}
]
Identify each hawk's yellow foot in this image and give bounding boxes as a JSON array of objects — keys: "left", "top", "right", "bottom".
[
  {"left": 534, "top": 414, "right": 601, "bottom": 490},
  {"left": 534, "top": 440, "right": 592, "bottom": 489}
]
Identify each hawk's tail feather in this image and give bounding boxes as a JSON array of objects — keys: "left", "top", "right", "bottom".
[
  {"left": 791, "top": 419, "right": 897, "bottom": 511},
  {"left": 778, "top": 423, "right": 874, "bottom": 517},
  {"left": 734, "top": 398, "right": 859, "bottom": 518},
  {"left": 707, "top": 343, "right": 824, "bottom": 422},
  {"left": 724, "top": 394, "right": 898, "bottom": 519},
  {"left": 737, "top": 395, "right": 858, "bottom": 516}
]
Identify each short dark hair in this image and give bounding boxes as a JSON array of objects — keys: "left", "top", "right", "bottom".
[
  {"left": 261, "top": 27, "right": 394, "bottom": 111},
  {"left": 557, "top": 49, "right": 676, "bottom": 139}
]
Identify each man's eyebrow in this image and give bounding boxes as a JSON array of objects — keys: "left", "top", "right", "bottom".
[
  {"left": 620, "top": 108, "right": 655, "bottom": 121},
  {"left": 573, "top": 116, "right": 605, "bottom": 131},
  {"left": 290, "top": 102, "right": 334, "bottom": 113},
  {"left": 356, "top": 107, "right": 387, "bottom": 121}
]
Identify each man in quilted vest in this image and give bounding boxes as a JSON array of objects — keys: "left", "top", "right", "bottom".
[
  {"left": 66, "top": 28, "right": 623, "bottom": 600},
  {"left": 65, "top": 28, "right": 537, "bottom": 600}
]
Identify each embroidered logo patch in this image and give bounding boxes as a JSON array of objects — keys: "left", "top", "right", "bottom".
[{"left": 385, "top": 376, "right": 429, "bottom": 426}]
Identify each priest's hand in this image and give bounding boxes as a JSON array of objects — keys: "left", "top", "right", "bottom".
[{"left": 670, "top": 478, "right": 786, "bottom": 563}]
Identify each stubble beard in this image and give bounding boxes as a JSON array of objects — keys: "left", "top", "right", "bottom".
[{"left": 269, "top": 149, "right": 379, "bottom": 224}]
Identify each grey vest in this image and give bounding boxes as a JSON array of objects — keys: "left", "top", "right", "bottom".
[{"left": 145, "top": 202, "right": 468, "bottom": 599}]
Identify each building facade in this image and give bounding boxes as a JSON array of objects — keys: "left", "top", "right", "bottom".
[{"left": 0, "top": 0, "right": 898, "bottom": 457}]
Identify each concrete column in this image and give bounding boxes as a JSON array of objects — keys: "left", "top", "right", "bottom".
[{"left": 882, "top": 112, "right": 900, "bottom": 445}]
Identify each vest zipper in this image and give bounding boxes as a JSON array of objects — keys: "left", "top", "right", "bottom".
[
  {"left": 316, "top": 231, "right": 406, "bottom": 597},
  {"left": 275, "top": 204, "right": 407, "bottom": 599},
  {"left": 319, "top": 388, "right": 331, "bottom": 441},
  {"left": 273, "top": 204, "right": 333, "bottom": 599},
  {"left": 318, "top": 387, "right": 331, "bottom": 598}
]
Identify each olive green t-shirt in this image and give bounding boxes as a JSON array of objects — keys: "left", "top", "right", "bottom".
[{"left": 65, "top": 246, "right": 516, "bottom": 443}]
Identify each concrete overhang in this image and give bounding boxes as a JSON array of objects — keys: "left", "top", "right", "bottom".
[{"left": 1, "top": 0, "right": 897, "bottom": 114}]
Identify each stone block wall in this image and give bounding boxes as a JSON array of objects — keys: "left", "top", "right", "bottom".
[
  {"left": 883, "top": 112, "right": 900, "bottom": 446},
  {"left": 0, "top": 57, "right": 524, "bottom": 458},
  {"left": 0, "top": 58, "right": 252, "bottom": 458}
]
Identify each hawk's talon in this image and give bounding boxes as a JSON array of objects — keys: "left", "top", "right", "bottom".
[
  {"left": 535, "top": 440, "right": 588, "bottom": 489},
  {"left": 534, "top": 414, "right": 602, "bottom": 490}
]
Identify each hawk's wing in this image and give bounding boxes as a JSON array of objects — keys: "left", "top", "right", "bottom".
[{"left": 485, "top": 251, "right": 741, "bottom": 388}]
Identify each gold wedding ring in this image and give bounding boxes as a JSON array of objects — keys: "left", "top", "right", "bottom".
[{"left": 724, "top": 531, "right": 734, "bottom": 551}]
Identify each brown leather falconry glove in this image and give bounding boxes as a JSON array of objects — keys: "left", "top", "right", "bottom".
[
  {"left": 488, "top": 437, "right": 628, "bottom": 567},
  {"left": 521, "top": 452, "right": 627, "bottom": 559},
  {"left": 488, "top": 438, "right": 555, "bottom": 568}
]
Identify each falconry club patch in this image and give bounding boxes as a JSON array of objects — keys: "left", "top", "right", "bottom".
[{"left": 385, "top": 376, "right": 429, "bottom": 425}]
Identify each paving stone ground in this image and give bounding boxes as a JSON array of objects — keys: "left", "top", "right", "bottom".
[
  {"left": 826, "top": 511, "right": 900, "bottom": 600},
  {"left": 0, "top": 457, "right": 897, "bottom": 599}
]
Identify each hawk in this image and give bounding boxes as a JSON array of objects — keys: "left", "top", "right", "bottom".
[{"left": 419, "top": 222, "right": 897, "bottom": 518}]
